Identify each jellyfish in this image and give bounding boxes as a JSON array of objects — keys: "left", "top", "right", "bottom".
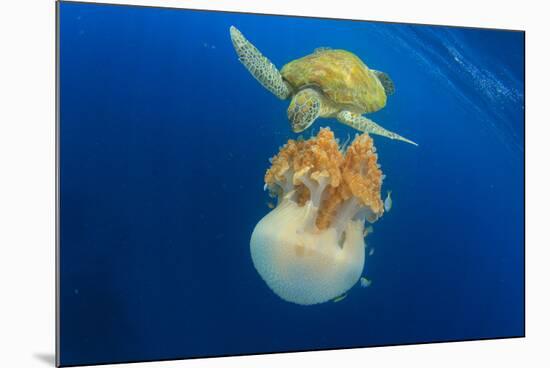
[{"left": 250, "top": 128, "right": 385, "bottom": 305}]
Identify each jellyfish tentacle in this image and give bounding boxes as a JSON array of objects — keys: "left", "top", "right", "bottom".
[{"left": 331, "top": 197, "right": 361, "bottom": 244}]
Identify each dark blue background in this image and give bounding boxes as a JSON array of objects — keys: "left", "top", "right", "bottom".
[{"left": 59, "top": 2, "right": 524, "bottom": 366}]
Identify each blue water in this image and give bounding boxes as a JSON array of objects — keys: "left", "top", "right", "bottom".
[{"left": 58, "top": 2, "right": 524, "bottom": 366}]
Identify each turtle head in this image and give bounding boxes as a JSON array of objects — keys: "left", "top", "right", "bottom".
[
  {"left": 373, "top": 70, "right": 395, "bottom": 96},
  {"left": 287, "top": 88, "right": 322, "bottom": 133}
]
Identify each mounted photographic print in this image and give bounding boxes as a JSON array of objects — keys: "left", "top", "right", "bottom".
[{"left": 56, "top": 1, "right": 525, "bottom": 366}]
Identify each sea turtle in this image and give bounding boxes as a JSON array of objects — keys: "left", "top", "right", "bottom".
[{"left": 229, "top": 26, "right": 417, "bottom": 146}]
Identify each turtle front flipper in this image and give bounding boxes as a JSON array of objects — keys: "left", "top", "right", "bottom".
[
  {"left": 337, "top": 111, "right": 418, "bottom": 146},
  {"left": 230, "top": 26, "right": 291, "bottom": 100},
  {"left": 287, "top": 88, "right": 321, "bottom": 133}
]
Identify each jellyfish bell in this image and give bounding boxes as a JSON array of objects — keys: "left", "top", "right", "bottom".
[
  {"left": 250, "top": 198, "right": 366, "bottom": 305},
  {"left": 250, "top": 128, "right": 385, "bottom": 305}
]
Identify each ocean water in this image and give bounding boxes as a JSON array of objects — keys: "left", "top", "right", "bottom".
[{"left": 58, "top": 2, "right": 525, "bottom": 366}]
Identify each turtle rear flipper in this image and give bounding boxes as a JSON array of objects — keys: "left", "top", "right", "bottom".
[
  {"left": 372, "top": 70, "right": 395, "bottom": 96},
  {"left": 337, "top": 111, "right": 418, "bottom": 146},
  {"left": 230, "top": 26, "right": 291, "bottom": 100}
]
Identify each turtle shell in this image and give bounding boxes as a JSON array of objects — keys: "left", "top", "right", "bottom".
[{"left": 281, "top": 49, "right": 387, "bottom": 114}]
